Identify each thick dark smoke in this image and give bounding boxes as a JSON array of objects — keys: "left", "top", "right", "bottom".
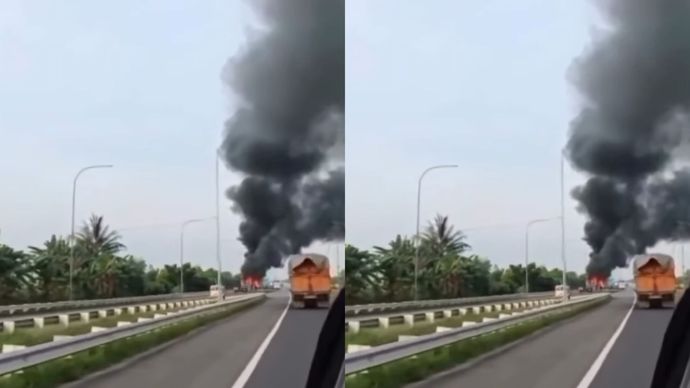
[
  {"left": 567, "top": 0, "right": 690, "bottom": 276},
  {"left": 220, "top": 0, "right": 344, "bottom": 277}
]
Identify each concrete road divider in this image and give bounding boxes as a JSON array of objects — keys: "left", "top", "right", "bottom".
[
  {"left": 0, "top": 292, "right": 211, "bottom": 319},
  {"left": 346, "top": 296, "right": 561, "bottom": 333},
  {"left": 346, "top": 292, "right": 555, "bottom": 317},
  {"left": 0, "top": 296, "right": 218, "bottom": 334},
  {"left": 0, "top": 293, "right": 264, "bottom": 376}
]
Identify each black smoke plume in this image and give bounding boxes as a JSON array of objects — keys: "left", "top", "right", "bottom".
[
  {"left": 220, "top": 0, "right": 344, "bottom": 277},
  {"left": 567, "top": 0, "right": 690, "bottom": 276}
]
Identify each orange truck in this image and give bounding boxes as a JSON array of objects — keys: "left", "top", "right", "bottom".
[
  {"left": 632, "top": 253, "right": 676, "bottom": 309},
  {"left": 287, "top": 253, "right": 332, "bottom": 309}
]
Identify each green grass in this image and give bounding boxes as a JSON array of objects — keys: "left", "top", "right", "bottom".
[
  {"left": 0, "top": 297, "right": 265, "bottom": 388},
  {"left": 345, "top": 296, "right": 610, "bottom": 388},
  {"left": 0, "top": 305, "right": 192, "bottom": 347},
  {"left": 347, "top": 306, "right": 535, "bottom": 347}
]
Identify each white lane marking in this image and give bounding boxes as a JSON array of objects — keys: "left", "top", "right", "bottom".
[
  {"left": 231, "top": 295, "right": 291, "bottom": 388},
  {"left": 576, "top": 294, "right": 636, "bottom": 388}
]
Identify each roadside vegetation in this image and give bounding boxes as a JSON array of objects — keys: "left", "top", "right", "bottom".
[
  {"left": 346, "top": 305, "right": 536, "bottom": 347},
  {"left": 0, "top": 296, "right": 265, "bottom": 388},
  {"left": 345, "top": 295, "right": 610, "bottom": 388},
  {"left": 346, "top": 214, "right": 589, "bottom": 305},
  {"left": 0, "top": 214, "right": 244, "bottom": 305}
]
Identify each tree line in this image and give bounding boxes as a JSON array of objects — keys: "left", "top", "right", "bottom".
[
  {"left": 0, "top": 214, "right": 244, "bottom": 305},
  {"left": 345, "top": 215, "right": 587, "bottom": 305}
]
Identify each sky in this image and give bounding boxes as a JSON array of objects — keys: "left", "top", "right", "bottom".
[
  {"left": 345, "top": 0, "right": 686, "bottom": 280},
  {"left": 2, "top": 1, "right": 686, "bottom": 284},
  {"left": 0, "top": 0, "right": 342, "bottom": 280}
]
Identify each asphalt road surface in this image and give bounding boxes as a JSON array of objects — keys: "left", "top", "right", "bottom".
[
  {"left": 242, "top": 293, "right": 330, "bottom": 388},
  {"left": 66, "top": 293, "right": 286, "bottom": 388},
  {"left": 414, "top": 291, "right": 634, "bottom": 388},
  {"left": 588, "top": 292, "right": 674, "bottom": 388}
]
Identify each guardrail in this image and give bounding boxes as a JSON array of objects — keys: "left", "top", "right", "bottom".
[
  {"left": 0, "top": 293, "right": 265, "bottom": 376},
  {"left": 0, "top": 292, "right": 210, "bottom": 318},
  {"left": 344, "top": 293, "right": 609, "bottom": 374},
  {"left": 346, "top": 295, "right": 561, "bottom": 333},
  {"left": 0, "top": 295, "right": 221, "bottom": 333},
  {"left": 346, "top": 292, "right": 554, "bottom": 317}
]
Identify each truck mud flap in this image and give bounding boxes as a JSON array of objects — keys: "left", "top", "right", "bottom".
[{"left": 317, "top": 300, "right": 330, "bottom": 309}]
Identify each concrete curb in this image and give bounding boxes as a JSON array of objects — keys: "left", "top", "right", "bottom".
[
  {"left": 60, "top": 297, "right": 266, "bottom": 388},
  {"left": 403, "top": 297, "right": 611, "bottom": 388}
]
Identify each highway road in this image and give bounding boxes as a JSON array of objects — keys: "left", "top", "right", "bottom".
[
  {"left": 587, "top": 292, "right": 673, "bottom": 388},
  {"left": 63, "top": 289, "right": 328, "bottom": 388},
  {"left": 242, "top": 294, "right": 329, "bottom": 388},
  {"left": 411, "top": 290, "right": 657, "bottom": 388}
]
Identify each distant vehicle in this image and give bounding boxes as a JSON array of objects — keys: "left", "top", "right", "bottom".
[
  {"left": 209, "top": 284, "right": 225, "bottom": 298},
  {"left": 633, "top": 253, "right": 677, "bottom": 309},
  {"left": 555, "top": 285, "right": 570, "bottom": 298},
  {"left": 287, "top": 253, "right": 332, "bottom": 309},
  {"left": 271, "top": 280, "right": 282, "bottom": 289}
]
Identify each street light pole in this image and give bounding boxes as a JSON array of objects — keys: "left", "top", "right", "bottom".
[
  {"left": 525, "top": 217, "right": 560, "bottom": 294},
  {"left": 560, "top": 149, "right": 567, "bottom": 300},
  {"left": 69, "top": 164, "right": 113, "bottom": 301},
  {"left": 414, "top": 164, "right": 458, "bottom": 301},
  {"left": 215, "top": 152, "right": 222, "bottom": 299},
  {"left": 179, "top": 217, "right": 215, "bottom": 294}
]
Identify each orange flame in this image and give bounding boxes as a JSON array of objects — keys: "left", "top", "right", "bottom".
[
  {"left": 243, "top": 276, "right": 262, "bottom": 288},
  {"left": 587, "top": 275, "right": 608, "bottom": 288}
]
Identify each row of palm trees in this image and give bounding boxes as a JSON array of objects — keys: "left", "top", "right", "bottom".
[
  {"left": 345, "top": 215, "right": 587, "bottom": 305},
  {"left": 0, "top": 215, "right": 241, "bottom": 304}
]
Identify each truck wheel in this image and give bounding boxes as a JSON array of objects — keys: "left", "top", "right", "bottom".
[{"left": 663, "top": 300, "right": 676, "bottom": 309}]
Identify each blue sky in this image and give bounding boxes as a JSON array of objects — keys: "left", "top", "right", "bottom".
[
  {"left": 345, "top": 0, "right": 680, "bottom": 279},
  {"left": 0, "top": 0, "right": 342, "bottom": 279}
]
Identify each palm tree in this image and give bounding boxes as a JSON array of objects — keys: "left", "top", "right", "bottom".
[
  {"left": 72, "top": 215, "right": 125, "bottom": 299},
  {"left": 373, "top": 235, "right": 415, "bottom": 302},
  {"left": 414, "top": 215, "right": 470, "bottom": 299},
  {"left": 433, "top": 254, "right": 463, "bottom": 298},
  {"left": 422, "top": 214, "right": 470, "bottom": 258},
  {"left": 76, "top": 214, "right": 125, "bottom": 257},
  {"left": 0, "top": 245, "right": 33, "bottom": 303},
  {"left": 345, "top": 244, "right": 380, "bottom": 304},
  {"left": 28, "top": 235, "right": 70, "bottom": 301}
]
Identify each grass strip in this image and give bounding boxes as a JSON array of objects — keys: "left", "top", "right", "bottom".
[
  {"left": 0, "top": 305, "right": 194, "bottom": 347},
  {"left": 347, "top": 306, "right": 537, "bottom": 347},
  {"left": 0, "top": 296, "right": 266, "bottom": 388},
  {"left": 345, "top": 296, "right": 610, "bottom": 388}
]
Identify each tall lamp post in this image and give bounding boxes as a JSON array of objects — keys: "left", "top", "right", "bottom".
[
  {"left": 70, "top": 164, "right": 113, "bottom": 300},
  {"left": 414, "top": 164, "right": 458, "bottom": 300},
  {"left": 215, "top": 151, "right": 222, "bottom": 299},
  {"left": 524, "top": 217, "right": 560, "bottom": 293},
  {"left": 179, "top": 217, "right": 215, "bottom": 293},
  {"left": 560, "top": 149, "right": 567, "bottom": 300}
]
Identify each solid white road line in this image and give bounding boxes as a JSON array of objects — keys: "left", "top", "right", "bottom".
[
  {"left": 576, "top": 294, "right": 636, "bottom": 388},
  {"left": 231, "top": 296, "right": 291, "bottom": 388}
]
